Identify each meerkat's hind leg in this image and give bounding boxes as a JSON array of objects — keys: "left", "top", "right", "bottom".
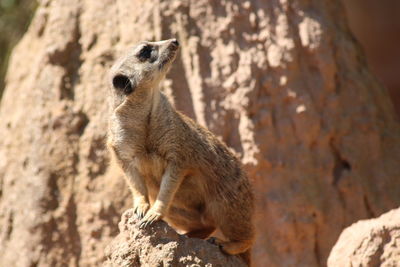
[
  {"left": 218, "top": 239, "right": 253, "bottom": 255},
  {"left": 207, "top": 237, "right": 252, "bottom": 265},
  {"left": 211, "top": 198, "right": 255, "bottom": 256},
  {"left": 186, "top": 226, "right": 216, "bottom": 239},
  {"left": 217, "top": 220, "right": 254, "bottom": 256},
  {"left": 206, "top": 236, "right": 252, "bottom": 255}
]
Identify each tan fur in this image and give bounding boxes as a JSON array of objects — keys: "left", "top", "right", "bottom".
[{"left": 107, "top": 39, "right": 255, "bottom": 265}]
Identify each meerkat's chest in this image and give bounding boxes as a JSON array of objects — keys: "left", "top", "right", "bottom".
[
  {"left": 110, "top": 113, "right": 147, "bottom": 154},
  {"left": 110, "top": 115, "right": 167, "bottom": 182}
]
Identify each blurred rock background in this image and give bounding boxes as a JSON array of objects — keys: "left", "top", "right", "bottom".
[
  {"left": 0, "top": 1, "right": 399, "bottom": 267},
  {"left": 2, "top": 0, "right": 400, "bottom": 116},
  {"left": 343, "top": 0, "right": 400, "bottom": 118}
]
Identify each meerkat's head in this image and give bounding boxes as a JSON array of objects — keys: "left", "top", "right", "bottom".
[{"left": 109, "top": 39, "right": 179, "bottom": 96}]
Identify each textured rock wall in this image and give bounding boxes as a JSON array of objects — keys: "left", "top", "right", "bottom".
[{"left": 0, "top": 0, "right": 399, "bottom": 266}]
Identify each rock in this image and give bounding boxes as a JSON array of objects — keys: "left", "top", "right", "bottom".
[
  {"left": 328, "top": 207, "right": 400, "bottom": 267},
  {"left": 0, "top": 0, "right": 400, "bottom": 267},
  {"left": 103, "top": 209, "right": 246, "bottom": 267}
]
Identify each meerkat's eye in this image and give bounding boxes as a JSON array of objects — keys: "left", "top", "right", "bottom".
[{"left": 138, "top": 45, "right": 152, "bottom": 60}]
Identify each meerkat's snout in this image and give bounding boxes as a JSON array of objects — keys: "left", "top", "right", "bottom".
[
  {"left": 169, "top": 38, "right": 179, "bottom": 49},
  {"left": 158, "top": 38, "right": 179, "bottom": 70}
]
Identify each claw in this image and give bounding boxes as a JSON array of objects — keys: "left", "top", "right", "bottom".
[
  {"left": 133, "top": 200, "right": 150, "bottom": 219},
  {"left": 139, "top": 209, "right": 162, "bottom": 229},
  {"left": 133, "top": 207, "right": 142, "bottom": 219}
]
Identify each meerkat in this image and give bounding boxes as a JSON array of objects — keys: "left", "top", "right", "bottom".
[{"left": 107, "top": 39, "right": 255, "bottom": 265}]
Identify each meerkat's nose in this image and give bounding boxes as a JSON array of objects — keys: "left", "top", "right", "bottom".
[{"left": 170, "top": 38, "right": 179, "bottom": 47}]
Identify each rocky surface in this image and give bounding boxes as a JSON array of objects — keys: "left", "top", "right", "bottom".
[
  {"left": 328, "top": 207, "right": 400, "bottom": 267},
  {"left": 0, "top": 0, "right": 400, "bottom": 267},
  {"left": 103, "top": 209, "right": 246, "bottom": 267}
]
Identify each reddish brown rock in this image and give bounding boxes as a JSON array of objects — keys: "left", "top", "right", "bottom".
[
  {"left": 0, "top": 0, "right": 399, "bottom": 267},
  {"left": 328, "top": 207, "right": 400, "bottom": 267},
  {"left": 103, "top": 209, "right": 246, "bottom": 267}
]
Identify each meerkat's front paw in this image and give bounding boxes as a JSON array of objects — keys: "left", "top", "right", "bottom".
[
  {"left": 133, "top": 197, "right": 150, "bottom": 219},
  {"left": 139, "top": 207, "right": 163, "bottom": 229}
]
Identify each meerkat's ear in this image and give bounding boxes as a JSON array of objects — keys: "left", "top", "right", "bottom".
[{"left": 112, "top": 74, "right": 136, "bottom": 95}]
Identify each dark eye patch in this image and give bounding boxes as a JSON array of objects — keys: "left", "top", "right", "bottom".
[{"left": 138, "top": 45, "right": 152, "bottom": 60}]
